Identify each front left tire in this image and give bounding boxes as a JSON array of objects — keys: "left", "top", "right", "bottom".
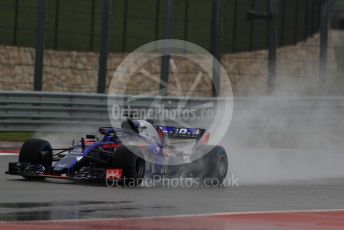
[{"left": 19, "top": 138, "right": 53, "bottom": 180}]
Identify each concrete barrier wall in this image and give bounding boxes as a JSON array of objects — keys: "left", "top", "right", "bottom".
[{"left": 0, "top": 31, "right": 341, "bottom": 96}]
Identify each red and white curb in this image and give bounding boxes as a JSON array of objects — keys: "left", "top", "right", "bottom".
[{"left": 1, "top": 209, "right": 344, "bottom": 230}]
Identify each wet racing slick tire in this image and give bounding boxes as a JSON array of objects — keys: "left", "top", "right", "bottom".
[
  {"left": 19, "top": 138, "right": 53, "bottom": 180},
  {"left": 191, "top": 145, "right": 228, "bottom": 186},
  {"left": 111, "top": 145, "right": 145, "bottom": 187}
]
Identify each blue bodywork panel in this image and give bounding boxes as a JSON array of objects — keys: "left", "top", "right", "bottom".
[
  {"left": 52, "top": 127, "right": 160, "bottom": 174},
  {"left": 52, "top": 125, "right": 203, "bottom": 174}
]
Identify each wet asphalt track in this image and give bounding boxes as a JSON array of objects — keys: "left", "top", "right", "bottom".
[{"left": 1, "top": 155, "right": 344, "bottom": 222}]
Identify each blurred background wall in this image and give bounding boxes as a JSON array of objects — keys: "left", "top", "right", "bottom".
[{"left": 0, "top": 0, "right": 343, "bottom": 95}]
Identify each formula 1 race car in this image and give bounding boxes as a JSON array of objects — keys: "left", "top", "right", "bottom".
[{"left": 6, "top": 119, "right": 228, "bottom": 187}]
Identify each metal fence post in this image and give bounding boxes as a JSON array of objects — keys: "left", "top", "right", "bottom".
[
  {"left": 54, "top": 0, "right": 60, "bottom": 49},
  {"left": 311, "top": 0, "right": 316, "bottom": 34},
  {"left": 155, "top": 0, "right": 161, "bottom": 41},
  {"left": 183, "top": 0, "right": 189, "bottom": 41},
  {"left": 159, "top": 0, "right": 174, "bottom": 96},
  {"left": 97, "top": 0, "right": 112, "bottom": 94},
  {"left": 319, "top": 0, "right": 336, "bottom": 86},
  {"left": 279, "top": 0, "right": 286, "bottom": 45},
  {"left": 232, "top": 0, "right": 238, "bottom": 53},
  {"left": 122, "top": 0, "right": 129, "bottom": 52},
  {"left": 13, "top": 0, "right": 19, "bottom": 46},
  {"left": 249, "top": 0, "right": 256, "bottom": 51},
  {"left": 304, "top": 0, "right": 310, "bottom": 39},
  {"left": 34, "top": 0, "right": 46, "bottom": 91},
  {"left": 293, "top": 0, "right": 299, "bottom": 44},
  {"left": 267, "top": 0, "right": 279, "bottom": 92},
  {"left": 89, "top": 0, "right": 96, "bottom": 51},
  {"left": 210, "top": 0, "right": 223, "bottom": 97}
]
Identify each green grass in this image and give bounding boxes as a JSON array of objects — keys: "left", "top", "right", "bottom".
[
  {"left": 0, "top": 0, "right": 315, "bottom": 53},
  {"left": 0, "top": 132, "right": 34, "bottom": 142}
]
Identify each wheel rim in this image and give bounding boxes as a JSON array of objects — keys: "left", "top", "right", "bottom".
[
  {"left": 135, "top": 158, "right": 145, "bottom": 178},
  {"left": 217, "top": 154, "right": 227, "bottom": 177}
]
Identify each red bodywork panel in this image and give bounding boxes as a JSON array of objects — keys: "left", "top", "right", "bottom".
[
  {"left": 102, "top": 143, "right": 122, "bottom": 150},
  {"left": 106, "top": 169, "right": 123, "bottom": 179}
]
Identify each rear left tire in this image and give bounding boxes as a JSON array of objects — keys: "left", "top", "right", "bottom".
[{"left": 112, "top": 145, "right": 145, "bottom": 187}]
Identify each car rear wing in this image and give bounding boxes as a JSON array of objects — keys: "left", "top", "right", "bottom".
[{"left": 159, "top": 126, "right": 209, "bottom": 143}]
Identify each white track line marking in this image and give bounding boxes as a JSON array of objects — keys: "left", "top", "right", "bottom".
[
  {"left": 0, "top": 152, "right": 18, "bottom": 156},
  {"left": 1, "top": 208, "right": 344, "bottom": 224}
]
